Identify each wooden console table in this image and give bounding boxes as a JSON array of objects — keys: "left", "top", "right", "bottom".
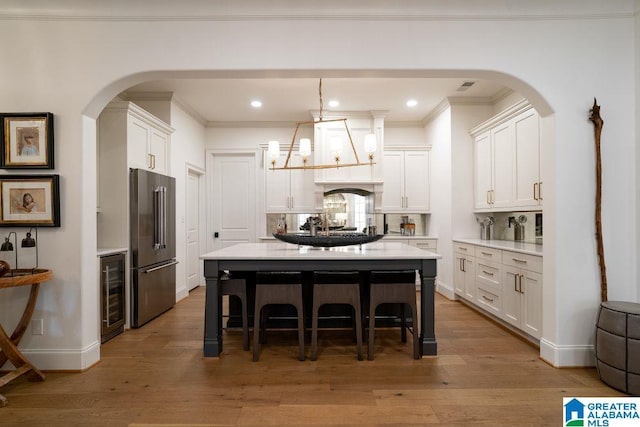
[
  {"left": 201, "top": 242, "right": 440, "bottom": 358},
  {"left": 0, "top": 269, "right": 52, "bottom": 407}
]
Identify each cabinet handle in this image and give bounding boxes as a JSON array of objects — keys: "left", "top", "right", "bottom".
[
  {"left": 458, "top": 246, "right": 467, "bottom": 251},
  {"left": 486, "top": 190, "right": 490, "bottom": 205},
  {"left": 512, "top": 258, "right": 527, "bottom": 264},
  {"left": 480, "top": 251, "right": 492, "bottom": 256},
  {"left": 103, "top": 266, "right": 111, "bottom": 326},
  {"left": 482, "top": 295, "right": 494, "bottom": 303},
  {"left": 514, "top": 274, "right": 519, "bottom": 293},
  {"left": 519, "top": 274, "right": 524, "bottom": 294},
  {"left": 482, "top": 270, "right": 494, "bottom": 276},
  {"left": 461, "top": 258, "right": 465, "bottom": 272},
  {"left": 148, "top": 153, "right": 154, "bottom": 169},
  {"left": 539, "top": 182, "right": 543, "bottom": 201},
  {"left": 533, "top": 182, "right": 538, "bottom": 200}
]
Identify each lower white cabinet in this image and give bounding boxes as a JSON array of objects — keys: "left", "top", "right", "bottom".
[
  {"left": 453, "top": 242, "right": 475, "bottom": 301},
  {"left": 453, "top": 241, "right": 542, "bottom": 340},
  {"left": 502, "top": 251, "right": 542, "bottom": 339}
]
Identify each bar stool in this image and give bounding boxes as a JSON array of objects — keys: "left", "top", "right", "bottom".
[
  {"left": 253, "top": 272, "right": 305, "bottom": 362},
  {"left": 311, "top": 271, "right": 363, "bottom": 361},
  {"left": 220, "top": 272, "right": 249, "bottom": 351},
  {"left": 368, "top": 270, "right": 420, "bottom": 360}
]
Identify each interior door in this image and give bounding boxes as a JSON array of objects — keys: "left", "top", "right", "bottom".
[
  {"left": 186, "top": 169, "right": 202, "bottom": 290},
  {"left": 210, "top": 153, "right": 256, "bottom": 250}
]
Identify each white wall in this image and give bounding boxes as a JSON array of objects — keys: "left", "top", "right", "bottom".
[
  {"left": 426, "top": 108, "right": 453, "bottom": 295},
  {"left": 0, "top": 1, "right": 636, "bottom": 369},
  {"left": 169, "top": 101, "right": 206, "bottom": 299}
]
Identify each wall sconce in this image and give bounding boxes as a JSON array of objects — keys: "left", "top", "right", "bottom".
[
  {"left": 20, "top": 227, "right": 38, "bottom": 272},
  {"left": 364, "top": 133, "right": 377, "bottom": 164},
  {"left": 0, "top": 232, "right": 17, "bottom": 271}
]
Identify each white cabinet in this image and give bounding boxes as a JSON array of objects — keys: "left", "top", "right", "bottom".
[
  {"left": 475, "top": 247, "right": 502, "bottom": 316},
  {"left": 100, "top": 101, "right": 173, "bottom": 174},
  {"left": 453, "top": 242, "right": 475, "bottom": 301},
  {"left": 513, "top": 109, "right": 542, "bottom": 208},
  {"left": 265, "top": 153, "right": 316, "bottom": 212},
  {"left": 502, "top": 251, "right": 542, "bottom": 339},
  {"left": 381, "top": 150, "right": 429, "bottom": 212},
  {"left": 472, "top": 102, "right": 542, "bottom": 211},
  {"left": 452, "top": 240, "right": 543, "bottom": 341},
  {"left": 408, "top": 238, "right": 437, "bottom": 253}
]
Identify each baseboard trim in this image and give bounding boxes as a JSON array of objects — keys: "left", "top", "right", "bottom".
[
  {"left": 539, "top": 338, "right": 595, "bottom": 368},
  {"left": 2, "top": 340, "right": 101, "bottom": 371},
  {"left": 435, "top": 279, "right": 455, "bottom": 300}
]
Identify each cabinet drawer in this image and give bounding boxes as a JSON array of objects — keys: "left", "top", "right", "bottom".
[
  {"left": 502, "top": 251, "right": 542, "bottom": 273},
  {"left": 409, "top": 239, "right": 437, "bottom": 251},
  {"left": 476, "top": 286, "right": 501, "bottom": 316},
  {"left": 453, "top": 242, "right": 474, "bottom": 255},
  {"left": 475, "top": 246, "right": 502, "bottom": 263},
  {"left": 476, "top": 260, "right": 501, "bottom": 292}
]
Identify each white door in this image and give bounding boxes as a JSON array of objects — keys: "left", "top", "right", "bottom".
[
  {"left": 210, "top": 153, "right": 256, "bottom": 250},
  {"left": 186, "top": 169, "right": 203, "bottom": 291}
]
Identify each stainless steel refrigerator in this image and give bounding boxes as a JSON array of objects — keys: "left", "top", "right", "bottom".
[{"left": 130, "top": 168, "right": 177, "bottom": 328}]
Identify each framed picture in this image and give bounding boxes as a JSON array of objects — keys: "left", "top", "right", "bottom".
[
  {"left": 0, "top": 113, "right": 54, "bottom": 169},
  {"left": 0, "top": 175, "right": 60, "bottom": 227}
]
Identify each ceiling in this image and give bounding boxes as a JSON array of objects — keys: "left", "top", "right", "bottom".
[{"left": 125, "top": 77, "right": 509, "bottom": 124}]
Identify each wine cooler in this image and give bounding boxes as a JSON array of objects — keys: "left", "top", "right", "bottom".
[{"left": 100, "top": 252, "right": 126, "bottom": 343}]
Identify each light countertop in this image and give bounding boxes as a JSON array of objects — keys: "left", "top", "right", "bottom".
[
  {"left": 97, "top": 247, "right": 128, "bottom": 257},
  {"left": 453, "top": 238, "right": 542, "bottom": 256},
  {"left": 202, "top": 241, "right": 441, "bottom": 261}
]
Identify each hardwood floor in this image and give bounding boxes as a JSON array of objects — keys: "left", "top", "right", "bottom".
[{"left": 0, "top": 287, "right": 622, "bottom": 426}]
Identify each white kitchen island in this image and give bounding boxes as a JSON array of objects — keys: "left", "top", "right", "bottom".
[{"left": 201, "top": 241, "right": 440, "bottom": 358}]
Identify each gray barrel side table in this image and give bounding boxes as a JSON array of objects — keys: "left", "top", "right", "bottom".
[{"left": 595, "top": 301, "right": 640, "bottom": 395}]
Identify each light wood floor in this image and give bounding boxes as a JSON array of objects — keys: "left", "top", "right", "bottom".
[{"left": 0, "top": 287, "right": 622, "bottom": 426}]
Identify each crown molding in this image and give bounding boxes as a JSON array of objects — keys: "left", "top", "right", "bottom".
[{"left": 0, "top": 1, "right": 634, "bottom": 22}]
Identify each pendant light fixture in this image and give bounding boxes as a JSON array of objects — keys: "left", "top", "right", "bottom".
[{"left": 267, "top": 79, "right": 376, "bottom": 170}]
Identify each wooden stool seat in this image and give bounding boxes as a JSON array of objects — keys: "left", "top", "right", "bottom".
[
  {"left": 311, "top": 271, "right": 362, "bottom": 361},
  {"left": 368, "top": 270, "right": 419, "bottom": 360},
  {"left": 253, "top": 272, "right": 305, "bottom": 362},
  {"left": 221, "top": 273, "right": 249, "bottom": 351}
]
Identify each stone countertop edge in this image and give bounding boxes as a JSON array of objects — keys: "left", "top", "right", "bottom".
[
  {"left": 453, "top": 238, "right": 542, "bottom": 257},
  {"left": 97, "top": 247, "right": 128, "bottom": 257}
]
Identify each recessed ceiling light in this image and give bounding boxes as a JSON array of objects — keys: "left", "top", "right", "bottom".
[
  {"left": 406, "top": 99, "right": 418, "bottom": 107},
  {"left": 328, "top": 100, "right": 340, "bottom": 108},
  {"left": 250, "top": 100, "right": 262, "bottom": 108}
]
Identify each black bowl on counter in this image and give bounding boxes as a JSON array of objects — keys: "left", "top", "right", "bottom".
[{"left": 272, "top": 233, "right": 384, "bottom": 248}]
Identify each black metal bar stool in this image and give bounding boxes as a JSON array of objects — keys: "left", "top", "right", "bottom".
[
  {"left": 253, "top": 272, "right": 305, "bottom": 362},
  {"left": 311, "top": 271, "right": 363, "bottom": 361},
  {"left": 220, "top": 272, "right": 249, "bottom": 351},
  {"left": 368, "top": 270, "right": 419, "bottom": 360}
]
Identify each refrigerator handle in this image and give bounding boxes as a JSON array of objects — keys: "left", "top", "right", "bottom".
[
  {"left": 143, "top": 260, "right": 179, "bottom": 273},
  {"left": 153, "top": 186, "right": 167, "bottom": 250}
]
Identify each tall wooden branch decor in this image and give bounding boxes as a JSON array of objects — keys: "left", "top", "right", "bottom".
[{"left": 589, "top": 98, "right": 607, "bottom": 302}]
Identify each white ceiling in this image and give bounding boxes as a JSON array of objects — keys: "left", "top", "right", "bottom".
[{"left": 125, "top": 77, "right": 509, "bottom": 124}]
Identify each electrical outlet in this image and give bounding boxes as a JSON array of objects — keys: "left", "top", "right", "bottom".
[{"left": 32, "top": 318, "right": 44, "bottom": 335}]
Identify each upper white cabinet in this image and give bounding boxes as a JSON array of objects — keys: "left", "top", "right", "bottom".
[
  {"left": 100, "top": 101, "right": 173, "bottom": 174},
  {"left": 265, "top": 152, "right": 316, "bottom": 213},
  {"left": 381, "top": 150, "right": 430, "bottom": 212},
  {"left": 471, "top": 102, "right": 542, "bottom": 212}
]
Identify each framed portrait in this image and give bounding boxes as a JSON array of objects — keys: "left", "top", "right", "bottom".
[
  {"left": 0, "top": 175, "right": 60, "bottom": 227},
  {"left": 0, "top": 113, "right": 54, "bottom": 169}
]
